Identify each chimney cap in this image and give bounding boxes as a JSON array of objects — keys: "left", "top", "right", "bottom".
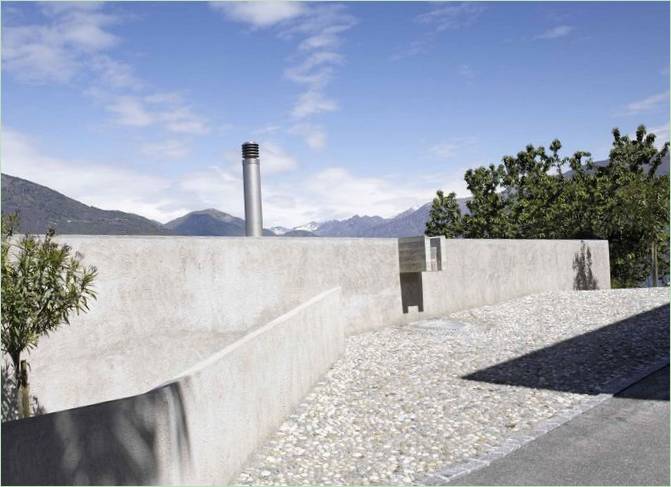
[{"left": 242, "top": 141, "right": 259, "bottom": 159}]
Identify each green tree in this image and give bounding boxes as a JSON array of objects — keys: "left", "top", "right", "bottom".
[
  {"left": 592, "top": 126, "right": 669, "bottom": 287},
  {"left": 425, "top": 190, "right": 463, "bottom": 237},
  {"left": 425, "top": 125, "right": 669, "bottom": 287},
  {"left": 1, "top": 215, "right": 97, "bottom": 418}
]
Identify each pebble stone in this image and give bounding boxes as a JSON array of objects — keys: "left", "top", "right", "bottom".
[{"left": 235, "top": 288, "right": 669, "bottom": 486}]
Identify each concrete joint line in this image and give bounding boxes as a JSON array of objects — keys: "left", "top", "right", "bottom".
[{"left": 418, "top": 358, "right": 670, "bottom": 486}]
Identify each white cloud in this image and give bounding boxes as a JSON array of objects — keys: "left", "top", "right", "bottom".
[
  {"left": 416, "top": 3, "right": 485, "bottom": 32},
  {"left": 394, "top": 4, "right": 484, "bottom": 60},
  {"left": 90, "top": 55, "right": 143, "bottom": 90},
  {"left": 650, "top": 123, "right": 670, "bottom": 147},
  {"left": 535, "top": 25, "right": 574, "bottom": 40},
  {"left": 1, "top": 128, "right": 184, "bottom": 222},
  {"left": 288, "top": 123, "right": 326, "bottom": 150},
  {"left": 292, "top": 90, "right": 338, "bottom": 119},
  {"left": 140, "top": 140, "right": 191, "bottom": 160},
  {"left": 622, "top": 91, "right": 670, "bottom": 115},
  {"left": 5, "top": 3, "right": 212, "bottom": 146},
  {"left": 210, "top": 1, "right": 306, "bottom": 28},
  {"left": 428, "top": 137, "right": 477, "bottom": 160},
  {"left": 2, "top": 3, "right": 120, "bottom": 84},
  {"left": 106, "top": 96, "right": 154, "bottom": 126},
  {"left": 4, "top": 128, "right": 469, "bottom": 228},
  {"left": 103, "top": 93, "right": 210, "bottom": 135},
  {"left": 284, "top": 51, "right": 344, "bottom": 85},
  {"left": 259, "top": 142, "right": 299, "bottom": 174},
  {"left": 159, "top": 106, "right": 211, "bottom": 135},
  {"left": 214, "top": 3, "right": 356, "bottom": 149}
]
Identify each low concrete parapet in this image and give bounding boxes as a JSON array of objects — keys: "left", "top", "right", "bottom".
[{"left": 1, "top": 287, "right": 344, "bottom": 485}]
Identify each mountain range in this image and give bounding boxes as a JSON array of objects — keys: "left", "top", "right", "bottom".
[{"left": 2, "top": 152, "right": 667, "bottom": 238}]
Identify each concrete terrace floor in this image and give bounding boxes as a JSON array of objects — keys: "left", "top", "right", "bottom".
[{"left": 236, "top": 288, "right": 670, "bottom": 486}]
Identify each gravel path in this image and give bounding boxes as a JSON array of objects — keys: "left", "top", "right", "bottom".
[{"left": 236, "top": 289, "right": 669, "bottom": 486}]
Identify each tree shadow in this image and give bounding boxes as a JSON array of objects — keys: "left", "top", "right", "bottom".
[
  {"left": 2, "top": 361, "right": 45, "bottom": 423},
  {"left": 1, "top": 381, "right": 192, "bottom": 485},
  {"left": 573, "top": 241, "right": 599, "bottom": 290},
  {"left": 462, "top": 304, "right": 669, "bottom": 400}
]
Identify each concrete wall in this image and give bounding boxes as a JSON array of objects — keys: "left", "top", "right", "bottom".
[
  {"left": 1, "top": 288, "right": 344, "bottom": 485},
  {"left": 20, "top": 236, "right": 609, "bottom": 415},
  {"left": 418, "top": 238, "right": 611, "bottom": 317},
  {"left": 26, "top": 236, "right": 404, "bottom": 413}
]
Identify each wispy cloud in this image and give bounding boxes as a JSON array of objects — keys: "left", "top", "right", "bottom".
[
  {"left": 291, "top": 90, "right": 338, "bottom": 119},
  {"left": 213, "top": 2, "right": 356, "bottom": 150},
  {"left": 428, "top": 137, "right": 477, "bottom": 160},
  {"left": 288, "top": 123, "right": 327, "bottom": 150},
  {"left": 2, "top": 128, "right": 183, "bottom": 222},
  {"left": 6, "top": 3, "right": 213, "bottom": 151},
  {"left": 416, "top": 3, "right": 485, "bottom": 32},
  {"left": 140, "top": 139, "right": 191, "bottom": 160},
  {"left": 2, "top": 3, "right": 121, "bottom": 84},
  {"left": 90, "top": 54, "right": 144, "bottom": 90},
  {"left": 93, "top": 90, "right": 211, "bottom": 135},
  {"left": 650, "top": 123, "right": 670, "bottom": 147},
  {"left": 457, "top": 64, "right": 475, "bottom": 78},
  {"left": 622, "top": 91, "right": 670, "bottom": 115},
  {"left": 209, "top": 1, "right": 305, "bottom": 29},
  {"left": 393, "top": 3, "right": 485, "bottom": 60},
  {"left": 4, "top": 127, "right": 467, "bottom": 228},
  {"left": 535, "top": 25, "right": 574, "bottom": 40}
]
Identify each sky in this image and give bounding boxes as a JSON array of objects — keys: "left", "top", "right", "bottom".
[{"left": 2, "top": 1, "right": 669, "bottom": 228}]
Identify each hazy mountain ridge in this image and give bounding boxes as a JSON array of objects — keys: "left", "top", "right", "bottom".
[
  {"left": 164, "top": 208, "right": 274, "bottom": 236},
  {"left": 1, "top": 173, "right": 172, "bottom": 235},
  {"left": 4, "top": 152, "right": 667, "bottom": 238}
]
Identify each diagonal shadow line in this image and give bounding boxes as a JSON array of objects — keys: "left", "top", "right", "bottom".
[{"left": 461, "top": 304, "right": 670, "bottom": 400}]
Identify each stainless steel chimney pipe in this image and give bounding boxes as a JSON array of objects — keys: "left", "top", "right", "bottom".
[{"left": 242, "top": 141, "right": 263, "bottom": 236}]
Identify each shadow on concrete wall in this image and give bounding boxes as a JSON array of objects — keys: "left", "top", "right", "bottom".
[
  {"left": 400, "top": 272, "right": 424, "bottom": 313},
  {"left": 462, "top": 304, "right": 669, "bottom": 400},
  {"left": 573, "top": 241, "right": 599, "bottom": 290},
  {"left": 2, "top": 362, "right": 45, "bottom": 423},
  {"left": 1, "top": 381, "right": 193, "bottom": 485}
]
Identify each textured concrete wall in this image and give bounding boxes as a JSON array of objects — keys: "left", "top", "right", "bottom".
[
  {"left": 20, "top": 236, "right": 609, "bottom": 416},
  {"left": 26, "top": 236, "right": 404, "bottom": 413},
  {"left": 419, "top": 239, "right": 611, "bottom": 318},
  {"left": 2, "top": 288, "right": 344, "bottom": 485}
]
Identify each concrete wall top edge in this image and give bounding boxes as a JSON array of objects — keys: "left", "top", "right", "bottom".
[
  {"left": 51, "top": 235, "right": 402, "bottom": 242},
  {"left": 166, "top": 287, "right": 342, "bottom": 383},
  {"left": 51, "top": 235, "right": 609, "bottom": 243},
  {"left": 3, "top": 288, "right": 343, "bottom": 425}
]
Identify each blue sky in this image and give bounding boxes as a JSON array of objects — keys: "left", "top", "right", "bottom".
[{"left": 2, "top": 1, "right": 669, "bottom": 227}]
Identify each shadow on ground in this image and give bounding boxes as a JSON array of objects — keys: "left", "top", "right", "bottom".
[
  {"left": 463, "top": 304, "right": 669, "bottom": 400},
  {"left": 616, "top": 365, "right": 670, "bottom": 401}
]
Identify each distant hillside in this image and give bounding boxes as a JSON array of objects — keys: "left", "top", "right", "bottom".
[
  {"left": 1, "top": 173, "right": 171, "bottom": 235},
  {"left": 282, "top": 229, "right": 317, "bottom": 237},
  {"left": 315, "top": 215, "right": 386, "bottom": 237},
  {"left": 563, "top": 154, "right": 669, "bottom": 178},
  {"left": 164, "top": 209, "right": 275, "bottom": 236},
  {"left": 5, "top": 152, "right": 666, "bottom": 238},
  {"left": 302, "top": 199, "right": 470, "bottom": 238}
]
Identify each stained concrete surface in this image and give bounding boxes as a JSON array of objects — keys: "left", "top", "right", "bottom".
[{"left": 447, "top": 365, "right": 670, "bottom": 486}]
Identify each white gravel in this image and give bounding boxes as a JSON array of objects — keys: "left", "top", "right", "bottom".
[{"left": 236, "top": 288, "right": 669, "bottom": 486}]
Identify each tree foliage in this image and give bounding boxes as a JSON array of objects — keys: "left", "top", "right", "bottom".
[
  {"left": 425, "top": 190, "right": 463, "bottom": 238},
  {"left": 1, "top": 214, "right": 97, "bottom": 417},
  {"left": 426, "top": 125, "right": 669, "bottom": 287}
]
